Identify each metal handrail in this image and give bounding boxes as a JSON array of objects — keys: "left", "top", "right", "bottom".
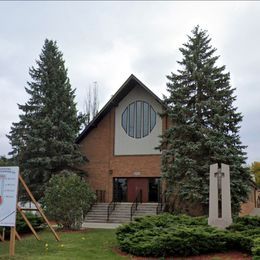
[
  {"left": 130, "top": 190, "right": 142, "bottom": 221},
  {"left": 107, "top": 200, "right": 117, "bottom": 222}
]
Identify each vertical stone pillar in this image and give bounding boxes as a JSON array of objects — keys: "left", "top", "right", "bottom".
[
  {"left": 221, "top": 164, "right": 232, "bottom": 223},
  {"left": 208, "top": 163, "right": 232, "bottom": 229},
  {"left": 208, "top": 164, "right": 218, "bottom": 222}
]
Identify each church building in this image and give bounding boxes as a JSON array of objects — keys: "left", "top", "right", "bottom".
[{"left": 76, "top": 74, "right": 167, "bottom": 203}]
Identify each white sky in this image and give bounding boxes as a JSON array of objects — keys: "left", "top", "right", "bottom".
[{"left": 0, "top": 1, "right": 259, "bottom": 164}]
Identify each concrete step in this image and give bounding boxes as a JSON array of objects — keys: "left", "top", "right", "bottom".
[
  {"left": 108, "top": 219, "right": 130, "bottom": 223},
  {"left": 84, "top": 202, "right": 160, "bottom": 224},
  {"left": 134, "top": 213, "right": 157, "bottom": 217},
  {"left": 136, "top": 206, "right": 157, "bottom": 211},
  {"left": 108, "top": 216, "right": 130, "bottom": 220},
  {"left": 85, "top": 218, "right": 107, "bottom": 222},
  {"left": 86, "top": 214, "right": 108, "bottom": 218},
  {"left": 136, "top": 209, "right": 157, "bottom": 213},
  {"left": 110, "top": 211, "right": 131, "bottom": 215},
  {"left": 88, "top": 209, "right": 107, "bottom": 212},
  {"left": 85, "top": 216, "right": 107, "bottom": 220},
  {"left": 250, "top": 208, "right": 260, "bottom": 216},
  {"left": 135, "top": 208, "right": 157, "bottom": 212}
]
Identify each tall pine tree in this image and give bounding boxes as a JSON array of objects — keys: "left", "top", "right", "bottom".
[
  {"left": 161, "top": 26, "right": 251, "bottom": 215},
  {"left": 8, "top": 39, "right": 86, "bottom": 199}
]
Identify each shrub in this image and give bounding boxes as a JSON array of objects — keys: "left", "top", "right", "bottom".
[
  {"left": 252, "top": 237, "right": 260, "bottom": 259},
  {"left": 43, "top": 170, "right": 95, "bottom": 230},
  {"left": 16, "top": 212, "right": 44, "bottom": 233},
  {"left": 229, "top": 215, "right": 260, "bottom": 255},
  {"left": 117, "top": 214, "right": 226, "bottom": 257},
  {"left": 0, "top": 212, "right": 44, "bottom": 238},
  {"left": 116, "top": 214, "right": 260, "bottom": 257},
  {"left": 228, "top": 216, "right": 260, "bottom": 231}
]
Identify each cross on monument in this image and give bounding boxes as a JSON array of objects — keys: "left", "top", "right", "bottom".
[
  {"left": 208, "top": 163, "right": 232, "bottom": 229},
  {"left": 214, "top": 168, "right": 224, "bottom": 218}
]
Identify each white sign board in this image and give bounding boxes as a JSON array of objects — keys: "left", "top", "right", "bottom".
[{"left": 0, "top": 167, "right": 19, "bottom": 227}]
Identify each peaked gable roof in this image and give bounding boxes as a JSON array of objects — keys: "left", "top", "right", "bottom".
[{"left": 76, "top": 74, "right": 164, "bottom": 143}]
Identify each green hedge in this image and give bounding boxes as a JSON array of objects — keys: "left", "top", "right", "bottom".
[
  {"left": 227, "top": 216, "right": 260, "bottom": 232},
  {"left": 229, "top": 216, "right": 260, "bottom": 258},
  {"left": 16, "top": 212, "right": 44, "bottom": 233},
  {"left": 252, "top": 237, "right": 260, "bottom": 260},
  {"left": 0, "top": 212, "right": 44, "bottom": 239},
  {"left": 116, "top": 214, "right": 260, "bottom": 258}
]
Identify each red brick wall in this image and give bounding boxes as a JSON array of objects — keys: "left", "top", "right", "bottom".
[
  {"left": 79, "top": 107, "right": 165, "bottom": 202},
  {"left": 240, "top": 201, "right": 255, "bottom": 216},
  {"left": 240, "top": 186, "right": 257, "bottom": 216}
]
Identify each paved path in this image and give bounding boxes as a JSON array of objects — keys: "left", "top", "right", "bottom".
[{"left": 82, "top": 222, "right": 122, "bottom": 229}]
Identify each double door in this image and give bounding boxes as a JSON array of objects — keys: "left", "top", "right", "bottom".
[
  {"left": 127, "top": 178, "right": 149, "bottom": 202},
  {"left": 113, "top": 177, "right": 160, "bottom": 203}
]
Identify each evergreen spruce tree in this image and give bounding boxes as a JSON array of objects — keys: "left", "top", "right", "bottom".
[
  {"left": 161, "top": 26, "right": 251, "bottom": 215},
  {"left": 8, "top": 39, "right": 86, "bottom": 199}
]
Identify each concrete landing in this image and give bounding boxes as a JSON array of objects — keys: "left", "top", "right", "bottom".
[
  {"left": 250, "top": 208, "right": 260, "bottom": 216},
  {"left": 82, "top": 222, "right": 122, "bottom": 229}
]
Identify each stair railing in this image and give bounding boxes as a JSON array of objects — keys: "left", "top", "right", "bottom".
[
  {"left": 107, "top": 201, "right": 117, "bottom": 222},
  {"left": 130, "top": 190, "right": 142, "bottom": 221},
  {"left": 107, "top": 190, "right": 119, "bottom": 222}
]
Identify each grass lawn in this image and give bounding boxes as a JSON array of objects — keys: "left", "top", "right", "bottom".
[{"left": 0, "top": 229, "right": 129, "bottom": 260}]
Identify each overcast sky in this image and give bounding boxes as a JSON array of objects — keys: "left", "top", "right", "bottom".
[{"left": 0, "top": 1, "right": 259, "bottom": 164}]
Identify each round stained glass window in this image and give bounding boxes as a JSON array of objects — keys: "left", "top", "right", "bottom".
[{"left": 121, "top": 101, "right": 156, "bottom": 138}]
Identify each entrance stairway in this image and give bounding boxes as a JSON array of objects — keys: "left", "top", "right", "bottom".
[
  {"left": 84, "top": 203, "right": 108, "bottom": 223},
  {"left": 250, "top": 208, "right": 260, "bottom": 216},
  {"left": 84, "top": 202, "right": 158, "bottom": 224}
]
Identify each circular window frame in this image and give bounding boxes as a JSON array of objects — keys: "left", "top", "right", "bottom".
[{"left": 121, "top": 100, "right": 156, "bottom": 139}]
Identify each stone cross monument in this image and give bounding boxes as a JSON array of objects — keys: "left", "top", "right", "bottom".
[{"left": 208, "top": 163, "right": 232, "bottom": 229}]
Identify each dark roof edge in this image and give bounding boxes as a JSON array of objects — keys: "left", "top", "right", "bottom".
[
  {"left": 76, "top": 74, "right": 164, "bottom": 144},
  {"left": 130, "top": 74, "right": 164, "bottom": 105}
]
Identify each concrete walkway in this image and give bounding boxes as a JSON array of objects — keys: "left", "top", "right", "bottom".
[{"left": 82, "top": 222, "right": 122, "bottom": 229}]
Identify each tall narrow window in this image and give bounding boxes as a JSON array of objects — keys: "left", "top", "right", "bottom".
[
  {"left": 128, "top": 102, "right": 135, "bottom": 137},
  {"left": 143, "top": 102, "right": 149, "bottom": 137},
  {"left": 136, "top": 101, "right": 142, "bottom": 138},
  {"left": 122, "top": 107, "right": 128, "bottom": 132},
  {"left": 150, "top": 106, "right": 156, "bottom": 131}
]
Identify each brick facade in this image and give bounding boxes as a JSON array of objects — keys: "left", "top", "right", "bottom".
[
  {"left": 79, "top": 107, "right": 165, "bottom": 202},
  {"left": 240, "top": 186, "right": 258, "bottom": 216}
]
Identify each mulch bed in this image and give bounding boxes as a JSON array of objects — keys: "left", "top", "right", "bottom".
[{"left": 113, "top": 247, "right": 252, "bottom": 259}]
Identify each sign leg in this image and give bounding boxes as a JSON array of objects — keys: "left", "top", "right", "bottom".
[{"left": 9, "top": 227, "right": 15, "bottom": 256}]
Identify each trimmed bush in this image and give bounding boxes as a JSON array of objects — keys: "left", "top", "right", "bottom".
[
  {"left": 43, "top": 170, "right": 95, "bottom": 230},
  {"left": 16, "top": 212, "right": 44, "bottom": 233},
  {"left": 116, "top": 214, "right": 260, "bottom": 257},
  {"left": 228, "top": 215, "right": 260, "bottom": 256},
  {"left": 0, "top": 212, "right": 44, "bottom": 238},
  {"left": 252, "top": 237, "right": 260, "bottom": 259},
  {"left": 228, "top": 216, "right": 260, "bottom": 231}
]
